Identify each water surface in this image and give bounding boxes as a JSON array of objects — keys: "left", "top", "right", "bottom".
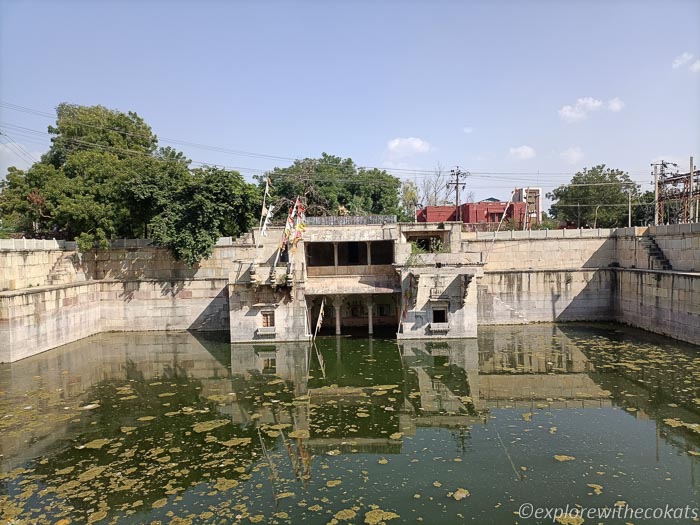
[{"left": 1, "top": 324, "right": 699, "bottom": 524}]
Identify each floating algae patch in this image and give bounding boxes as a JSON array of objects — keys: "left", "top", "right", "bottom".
[
  {"left": 334, "top": 508, "right": 356, "bottom": 520},
  {"left": 364, "top": 508, "right": 400, "bottom": 524},
  {"left": 213, "top": 478, "right": 239, "bottom": 491},
  {"left": 192, "top": 419, "right": 229, "bottom": 433},
  {"left": 450, "top": 488, "right": 470, "bottom": 501},
  {"left": 221, "top": 437, "right": 252, "bottom": 447},
  {"left": 78, "top": 466, "right": 107, "bottom": 482},
  {"left": 81, "top": 438, "right": 112, "bottom": 449},
  {"left": 586, "top": 483, "right": 603, "bottom": 495}
]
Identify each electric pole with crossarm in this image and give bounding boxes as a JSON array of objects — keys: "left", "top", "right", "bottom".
[{"left": 448, "top": 167, "right": 468, "bottom": 222}]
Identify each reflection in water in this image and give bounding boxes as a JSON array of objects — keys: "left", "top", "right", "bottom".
[{"left": 0, "top": 324, "right": 699, "bottom": 524}]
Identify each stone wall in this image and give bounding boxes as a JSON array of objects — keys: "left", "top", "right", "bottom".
[
  {"left": 229, "top": 283, "right": 309, "bottom": 343},
  {"left": 614, "top": 224, "right": 700, "bottom": 272},
  {"left": 0, "top": 250, "right": 85, "bottom": 291},
  {"left": 462, "top": 230, "right": 616, "bottom": 271},
  {"left": 88, "top": 245, "right": 236, "bottom": 280},
  {"left": 477, "top": 268, "right": 700, "bottom": 345},
  {"left": 466, "top": 224, "right": 700, "bottom": 273},
  {"left": 615, "top": 269, "right": 700, "bottom": 345},
  {"left": 477, "top": 270, "right": 615, "bottom": 325},
  {"left": 0, "top": 278, "right": 230, "bottom": 363},
  {"left": 100, "top": 278, "right": 230, "bottom": 332},
  {"left": 0, "top": 282, "right": 102, "bottom": 362},
  {"left": 398, "top": 267, "right": 479, "bottom": 339},
  {"left": 2, "top": 222, "right": 698, "bottom": 361}
]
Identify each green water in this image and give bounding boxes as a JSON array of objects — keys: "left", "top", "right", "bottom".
[{"left": 1, "top": 324, "right": 699, "bottom": 524}]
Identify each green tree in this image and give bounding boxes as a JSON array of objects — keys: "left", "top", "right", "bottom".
[
  {"left": 399, "top": 180, "right": 419, "bottom": 221},
  {"left": 0, "top": 103, "right": 260, "bottom": 263},
  {"left": 263, "top": 153, "right": 402, "bottom": 217},
  {"left": 44, "top": 103, "right": 158, "bottom": 168},
  {"left": 150, "top": 166, "right": 260, "bottom": 265},
  {"left": 547, "top": 165, "right": 639, "bottom": 228},
  {"left": 530, "top": 211, "right": 560, "bottom": 230}
]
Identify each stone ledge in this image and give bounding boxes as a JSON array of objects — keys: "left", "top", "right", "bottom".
[{"left": 0, "top": 280, "right": 100, "bottom": 298}]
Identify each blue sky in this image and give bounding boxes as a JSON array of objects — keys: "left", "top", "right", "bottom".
[{"left": 1, "top": 0, "right": 699, "bottom": 203}]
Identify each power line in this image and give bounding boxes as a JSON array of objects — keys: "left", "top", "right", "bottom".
[
  {"left": 0, "top": 101, "right": 295, "bottom": 163},
  {"left": 0, "top": 131, "right": 38, "bottom": 165},
  {"left": 0, "top": 100, "right": 653, "bottom": 180},
  {"left": 0, "top": 123, "right": 658, "bottom": 197}
]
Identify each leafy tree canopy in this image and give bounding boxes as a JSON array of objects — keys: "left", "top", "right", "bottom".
[
  {"left": 262, "top": 153, "right": 402, "bottom": 217},
  {"left": 0, "top": 103, "right": 260, "bottom": 264},
  {"left": 547, "top": 165, "right": 639, "bottom": 228}
]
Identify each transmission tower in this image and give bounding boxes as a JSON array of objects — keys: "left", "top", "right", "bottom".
[{"left": 653, "top": 157, "right": 699, "bottom": 225}]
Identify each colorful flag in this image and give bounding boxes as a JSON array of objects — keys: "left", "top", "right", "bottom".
[{"left": 261, "top": 205, "right": 275, "bottom": 237}]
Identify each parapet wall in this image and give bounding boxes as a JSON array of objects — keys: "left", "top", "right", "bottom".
[
  {"left": 0, "top": 282, "right": 102, "bottom": 362},
  {"left": 0, "top": 249, "right": 85, "bottom": 291},
  {"left": 465, "top": 224, "right": 700, "bottom": 272},
  {"left": 478, "top": 270, "right": 615, "bottom": 325},
  {"left": 0, "top": 278, "right": 229, "bottom": 362},
  {"left": 615, "top": 269, "right": 700, "bottom": 344},
  {"left": 615, "top": 224, "right": 700, "bottom": 272}
]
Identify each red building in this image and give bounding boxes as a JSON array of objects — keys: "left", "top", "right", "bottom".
[{"left": 416, "top": 198, "right": 528, "bottom": 227}]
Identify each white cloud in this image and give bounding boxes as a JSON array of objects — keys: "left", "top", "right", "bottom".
[
  {"left": 463, "top": 126, "right": 474, "bottom": 134},
  {"left": 672, "top": 52, "right": 694, "bottom": 69},
  {"left": 558, "top": 96, "right": 625, "bottom": 122},
  {"left": 508, "top": 145, "right": 536, "bottom": 160},
  {"left": 0, "top": 143, "right": 41, "bottom": 179},
  {"left": 560, "top": 147, "right": 584, "bottom": 165},
  {"left": 385, "top": 137, "right": 432, "bottom": 158},
  {"left": 607, "top": 97, "right": 625, "bottom": 112},
  {"left": 691, "top": 60, "right": 700, "bottom": 73},
  {"left": 558, "top": 97, "right": 603, "bottom": 122}
]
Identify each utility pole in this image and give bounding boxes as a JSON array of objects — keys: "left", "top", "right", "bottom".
[
  {"left": 690, "top": 156, "right": 694, "bottom": 222},
  {"left": 653, "top": 164, "right": 659, "bottom": 226},
  {"left": 448, "top": 167, "right": 468, "bottom": 222},
  {"left": 628, "top": 190, "right": 632, "bottom": 227}
]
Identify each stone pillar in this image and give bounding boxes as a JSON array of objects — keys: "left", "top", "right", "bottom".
[
  {"left": 333, "top": 242, "right": 339, "bottom": 268},
  {"left": 332, "top": 295, "right": 343, "bottom": 335},
  {"left": 366, "top": 241, "right": 372, "bottom": 266},
  {"left": 366, "top": 295, "right": 373, "bottom": 335}
]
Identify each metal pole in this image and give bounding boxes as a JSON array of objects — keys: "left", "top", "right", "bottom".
[
  {"left": 628, "top": 190, "right": 632, "bottom": 227},
  {"left": 690, "top": 156, "right": 694, "bottom": 223},
  {"left": 654, "top": 165, "right": 659, "bottom": 226},
  {"left": 455, "top": 170, "right": 461, "bottom": 222}
]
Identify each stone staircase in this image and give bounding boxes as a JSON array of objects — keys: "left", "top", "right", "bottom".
[
  {"left": 232, "top": 231, "right": 255, "bottom": 245},
  {"left": 47, "top": 254, "right": 85, "bottom": 285},
  {"left": 638, "top": 235, "right": 672, "bottom": 270}
]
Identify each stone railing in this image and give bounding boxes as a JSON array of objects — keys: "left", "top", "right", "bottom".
[
  {"left": 463, "top": 228, "right": 615, "bottom": 241},
  {"left": 306, "top": 264, "right": 396, "bottom": 277},
  {"left": 306, "top": 215, "right": 397, "bottom": 226},
  {"left": 0, "top": 238, "right": 78, "bottom": 251}
]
